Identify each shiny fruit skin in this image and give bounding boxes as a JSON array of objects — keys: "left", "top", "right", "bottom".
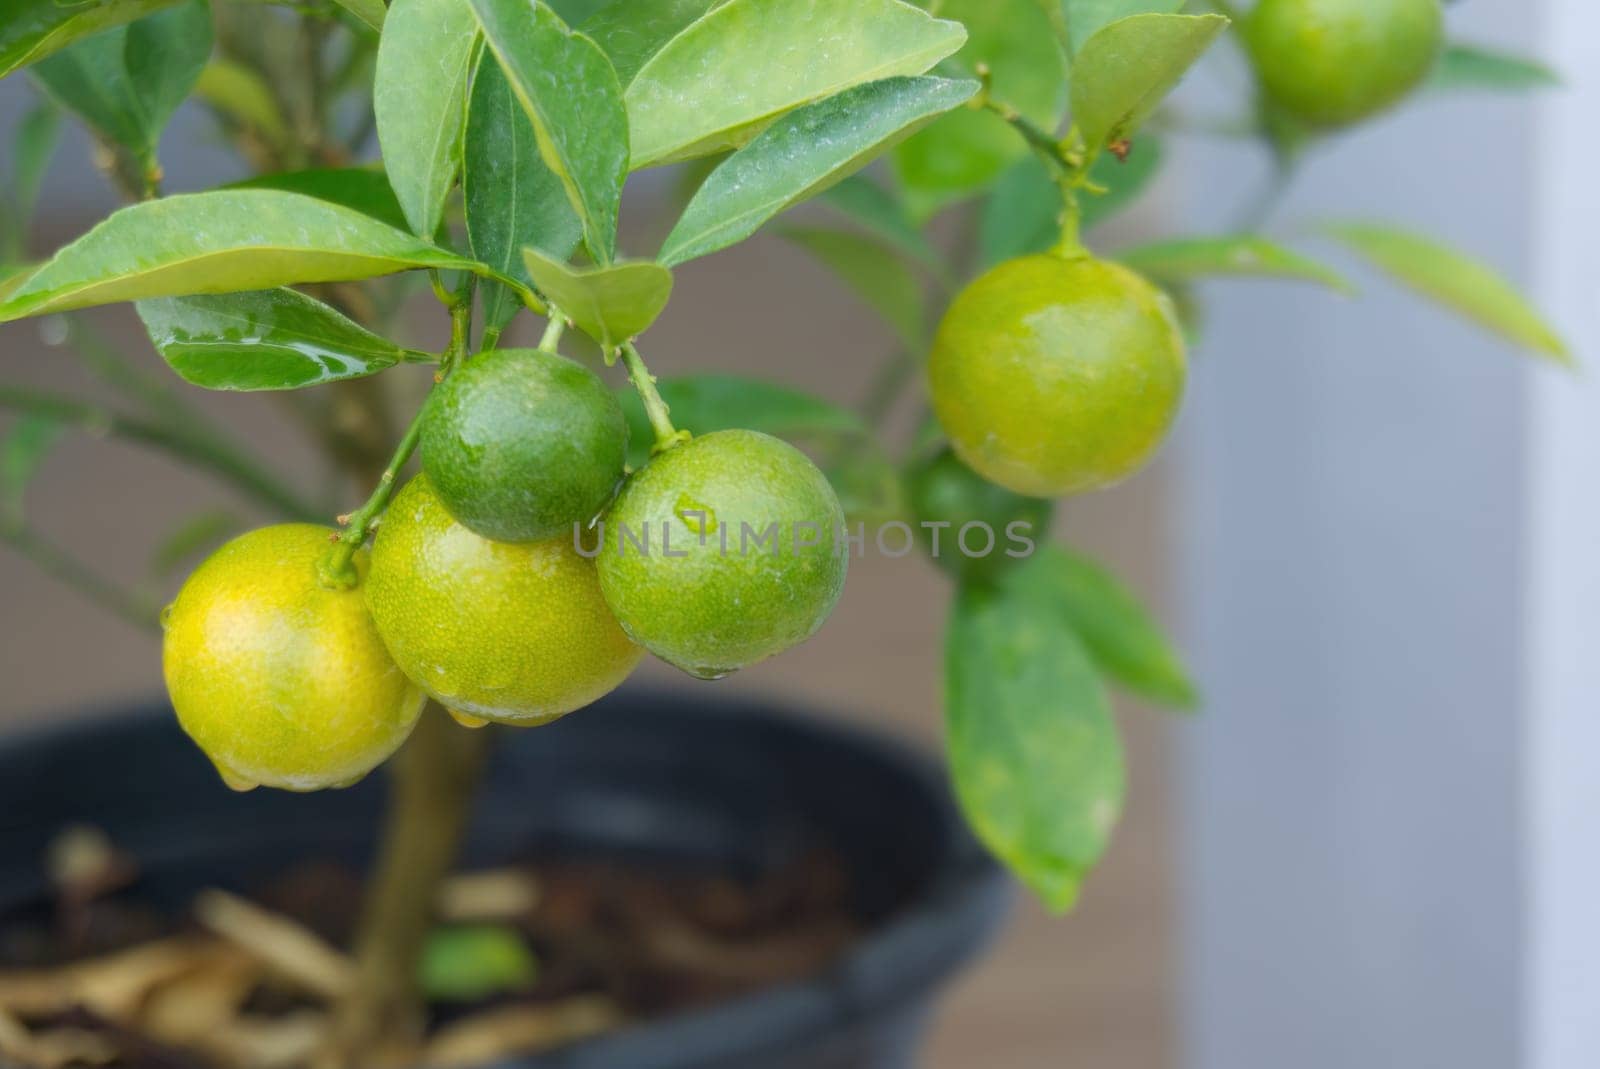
[
  {"left": 905, "top": 447, "right": 1054, "bottom": 583},
  {"left": 597, "top": 430, "right": 847, "bottom": 679},
  {"left": 1246, "top": 0, "right": 1443, "bottom": 129},
  {"left": 365, "top": 474, "right": 642, "bottom": 725},
  {"left": 929, "top": 254, "right": 1186, "bottom": 498},
  {"left": 162, "top": 524, "right": 425, "bottom": 792},
  {"left": 420, "top": 348, "right": 627, "bottom": 543}
]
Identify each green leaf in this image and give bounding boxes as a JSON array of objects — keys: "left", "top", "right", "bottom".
[
  {"left": 780, "top": 226, "right": 925, "bottom": 350},
  {"left": 627, "top": 0, "right": 968, "bottom": 169},
  {"left": 467, "top": 0, "right": 629, "bottom": 263},
  {"left": 1430, "top": 43, "right": 1560, "bottom": 92},
  {"left": 821, "top": 175, "right": 941, "bottom": 270},
  {"left": 419, "top": 926, "right": 537, "bottom": 1003},
  {"left": 946, "top": 562, "right": 1125, "bottom": 912},
  {"left": 1063, "top": 0, "right": 1185, "bottom": 53},
  {"left": 0, "top": 190, "right": 496, "bottom": 322},
  {"left": 1023, "top": 545, "right": 1196, "bottom": 708},
  {"left": 581, "top": 0, "right": 718, "bottom": 87},
  {"left": 1070, "top": 12, "right": 1226, "bottom": 157},
  {"left": 1, "top": 414, "right": 65, "bottom": 522},
  {"left": 1, "top": 0, "right": 183, "bottom": 79},
  {"left": 615, "top": 373, "right": 865, "bottom": 468},
  {"left": 148, "top": 509, "right": 240, "bottom": 578},
  {"left": 12, "top": 100, "right": 62, "bottom": 222},
  {"left": 193, "top": 59, "right": 290, "bottom": 150},
  {"left": 1324, "top": 223, "right": 1572, "bottom": 364},
  {"left": 894, "top": 0, "right": 1067, "bottom": 212},
  {"left": 522, "top": 247, "right": 672, "bottom": 352},
  {"left": 979, "top": 136, "right": 1164, "bottom": 268},
  {"left": 374, "top": 0, "right": 480, "bottom": 239},
  {"left": 466, "top": 58, "right": 583, "bottom": 333},
  {"left": 332, "top": 0, "right": 387, "bottom": 31},
  {"left": 32, "top": 0, "right": 214, "bottom": 169},
  {"left": 137, "top": 288, "right": 426, "bottom": 391},
  {"left": 0, "top": 265, "right": 35, "bottom": 301},
  {"left": 226, "top": 168, "right": 410, "bottom": 233},
  {"left": 660, "top": 76, "right": 977, "bottom": 266},
  {"left": 1118, "top": 236, "right": 1353, "bottom": 293}
]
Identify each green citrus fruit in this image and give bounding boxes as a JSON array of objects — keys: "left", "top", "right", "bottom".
[
  {"left": 162, "top": 524, "right": 425, "bottom": 792},
  {"left": 596, "top": 430, "right": 848, "bottom": 679},
  {"left": 929, "top": 254, "right": 1186, "bottom": 498},
  {"left": 365, "top": 474, "right": 642, "bottom": 725},
  {"left": 905, "top": 447, "right": 1054, "bottom": 583},
  {"left": 420, "top": 348, "right": 627, "bottom": 543},
  {"left": 1246, "top": 0, "right": 1443, "bottom": 129}
]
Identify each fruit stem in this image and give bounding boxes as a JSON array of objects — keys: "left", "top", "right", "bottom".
[
  {"left": 319, "top": 407, "right": 427, "bottom": 589},
  {"left": 539, "top": 312, "right": 568, "bottom": 353},
  {"left": 620, "top": 342, "right": 689, "bottom": 454}
]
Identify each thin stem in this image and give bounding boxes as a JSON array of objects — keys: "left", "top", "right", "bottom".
[
  {"left": 0, "top": 387, "right": 319, "bottom": 520},
  {"left": 0, "top": 523, "right": 161, "bottom": 632},
  {"left": 973, "top": 71, "right": 1091, "bottom": 257},
  {"left": 538, "top": 313, "right": 567, "bottom": 353},
  {"left": 319, "top": 406, "right": 426, "bottom": 588},
  {"left": 619, "top": 343, "right": 686, "bottom": 454}
]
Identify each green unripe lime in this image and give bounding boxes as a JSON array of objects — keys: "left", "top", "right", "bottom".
[
  {"left": 420, "top": 348, "right": 627, "bottom": 543},
  {"left": 162, "top": 524, "right": 425, "bottom": 792},
  {"left": 597, "top": 430, "right": 848, "bottom": 679},
  {"left": 365, "top": 474, "right": 643, "bottom": 725},
  {"left": 905, "top": 447, "right": 1054, "bottom": 583},
  {"left": 1246, "top": 0, "right": 1443, "bottom": 129},
  {"left": 929, "top": 254, "right": 1186, "bottom": 498}
]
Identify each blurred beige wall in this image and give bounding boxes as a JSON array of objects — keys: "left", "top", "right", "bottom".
[{"left": 0, "top": 195, "right": 1183, "bottom": 1069}]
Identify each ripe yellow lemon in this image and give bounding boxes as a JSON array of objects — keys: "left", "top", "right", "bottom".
[
  {"left": 929, "top": 254, "right": 1186, "bottom": 498},
  {"left": 364, "top": 474, "right": 642, "bottom": 725},
  {"left": 162, "top": 524, "right": 425, "bottom": 792}
]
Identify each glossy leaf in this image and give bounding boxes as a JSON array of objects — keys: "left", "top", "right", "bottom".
[
  {"left": 420, "top": 926, "right": 538, "bottom": 1003},
  {"left": 627, "top": 0, "right": 967, "bottom": 169},
  {"left": 0, "top": 0, "right": 182, "bottom": 79},
  {"left": 895, "top": 0, "right": 1067, "bottom": 211},
  {"left": 32, "top": 0, "right": 214, "bottom": 169},
  {"left": 1027, "top": 545, "right": 1197, "bottom": 709},
  {"left": 1324, "top": 223, "right": 1572, "bottom": 363},
  {"left": 616, "top": 374, "right": 865, "bottom": 468},
  {"left": 780, "top": 226, "right": 925, "bottom": 350},
  {"left": 822, "top": 175, "right": 941, "bottom": 269},
  {"left": 375, "top": 0, "right": 480, "bottom": 239},
  {"left": 946, "top": 560, "right": 1125, "bottom": 912},
  {"left": 333, "top": 0, "right": 387, "bottom": 31},
  {"left": 226, "top": 168, "right": 410, "bottom": 233},
  {"left": 193, "top": 59, "right": 290, "bottom": 150},
  {"left": 1071, "top": 13, "right": 1226, "bottom": 157},
  {"left": 1, "top": 414, "right": 65, "bottom": 522},
  {"left": 1119, "top": 236, "right": 1353, "bottom": 293},
  {"left": 1064, "top": 0, "right": 1185, "bottom": 53},
  {"left": 1430, "top": 43, "right": 1560, "bottom": 92},
  {"left": 137, "top": 288, "right": 426, "bottom": 391},
  {"left": 0, "top": 190, "right": 493, "bottom": 322},
  {"left": 660, "top": 76, "right": 977, "bottom": 266},
  {"left": 581, "top": 0, "right": 718, "bottom": 87},
  {"left": 466, "top": 59, "right": 583, "bottom": 332},
  {"left": 980, "top": 136, "right": 1164, "bottom": 268},
  {"left": 468, "top": 0, "right": 629, "bottom": 263},
  {"left": 522, "top": 247, "right": 672, "bottom": 352}
]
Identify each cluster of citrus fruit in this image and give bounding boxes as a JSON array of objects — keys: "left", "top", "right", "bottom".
[
  {"left": 159, "top": 0, "right": 1442, "bottom": 793},
  {"left": 163, "top": 348, "right": 847, "bottom": 792}
]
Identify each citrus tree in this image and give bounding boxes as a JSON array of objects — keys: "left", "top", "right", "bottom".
[{"left": 0, "top": 0, "right": 1566, "bottom": 1059}]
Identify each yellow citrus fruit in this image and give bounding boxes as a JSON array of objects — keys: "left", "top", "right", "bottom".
[
  {"left": 929, "top": 254, "right": 1186, "bottom": 498},
  {"left": 162, "top": 524, "right": 425, "bottom": 792},
  {"left": 1246, "top": 0, "right": 1443, "bottom": 129},
  {"left": 364, "top": 474, "right": 642, "bottom": 725}
]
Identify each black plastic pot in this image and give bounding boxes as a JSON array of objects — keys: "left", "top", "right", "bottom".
[{"left": 0, "top": 688, "right": 1010, "bottom": 1069}]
